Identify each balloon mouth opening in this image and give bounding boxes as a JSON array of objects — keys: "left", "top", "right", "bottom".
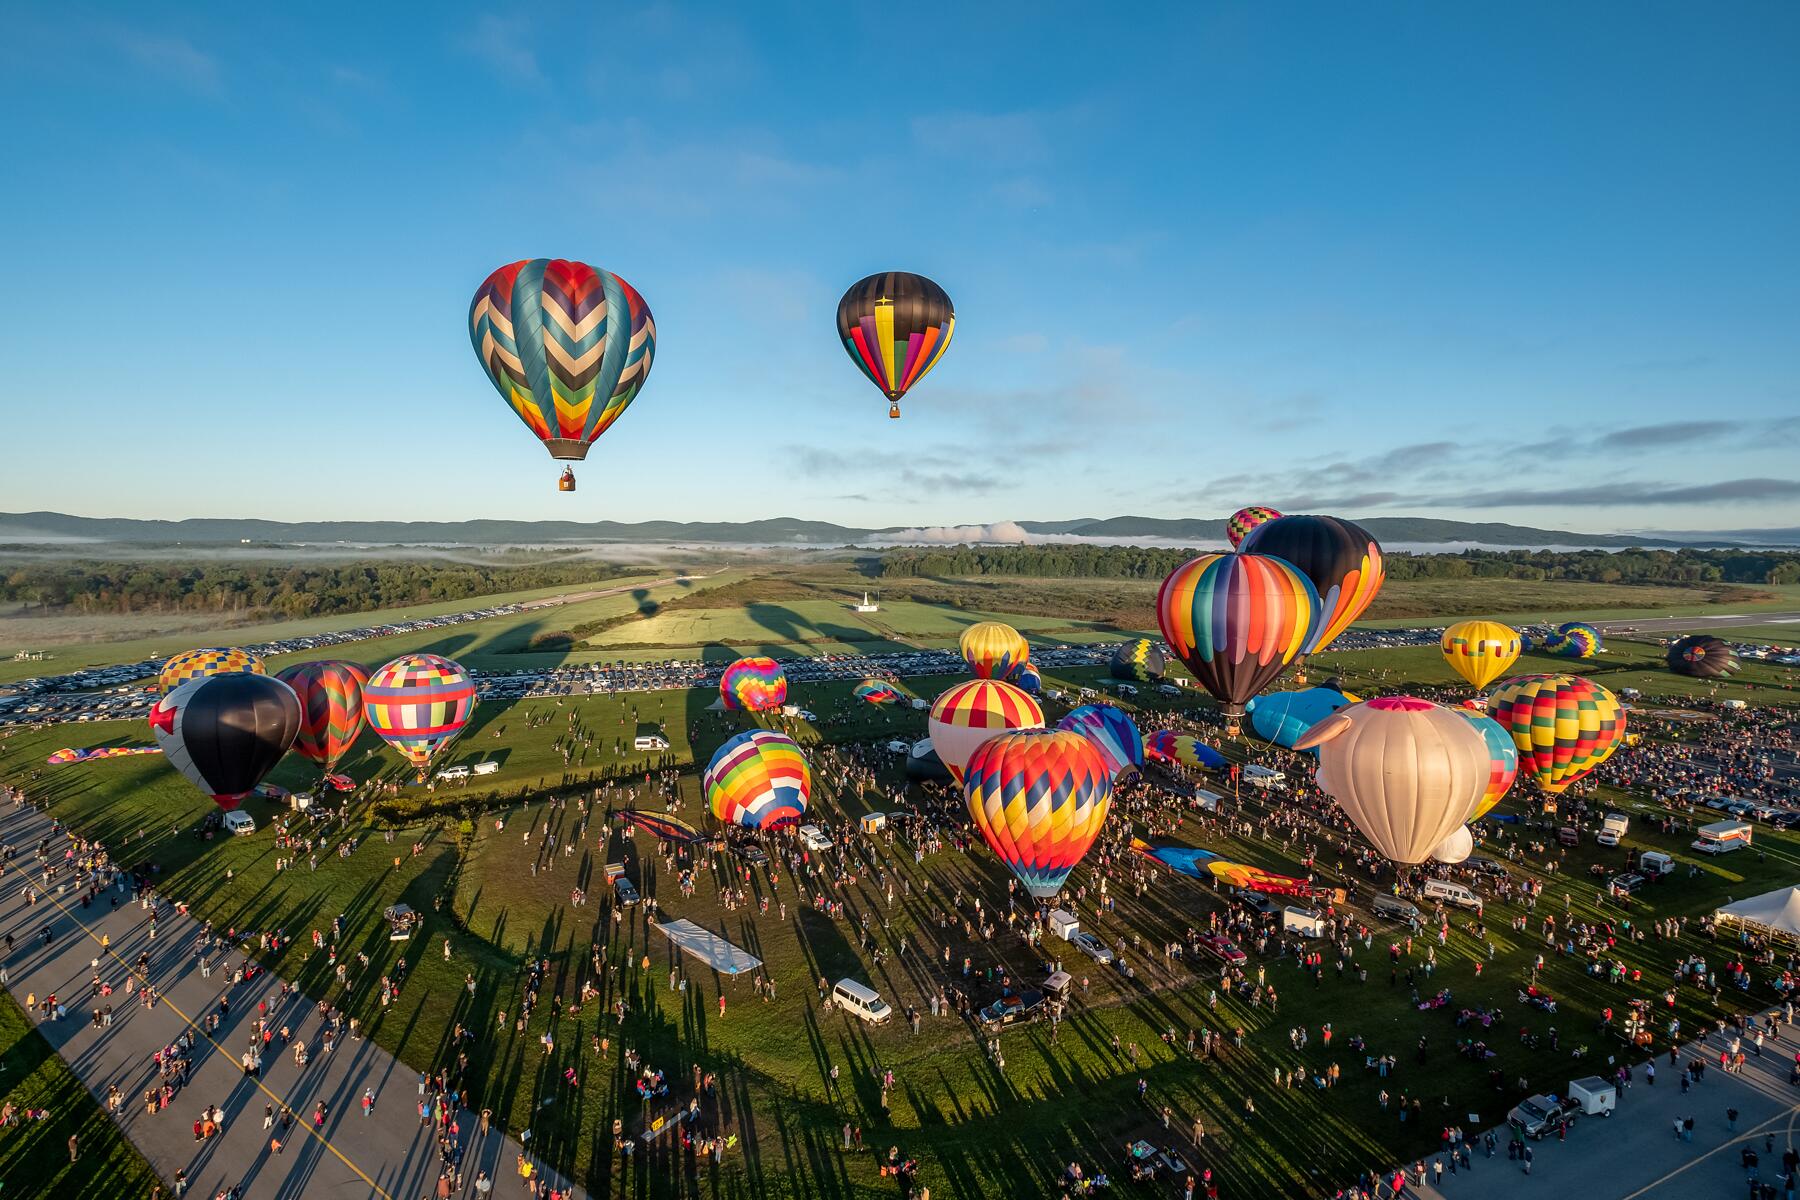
[{"left": 543, "top": 438, "right": 593, "bottom": 461}]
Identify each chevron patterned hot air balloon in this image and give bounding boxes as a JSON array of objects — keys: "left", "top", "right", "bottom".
[
  {"left": 964, "top": 728, "right": 1113, "bottom": 900},
  {"left": 959, "top": 621, "right": 1030, "bottom": 680},
  {"left": 720, "top": 657, "right": 788, "bottom": 712},
  {"left": 1225, "top": 505, "right": 1282, "bottom": 548},
  {"left": 1109, "top": 638, "right": 1167, "bottom": 683},
  {"left": 928, "top": 679, "right": 1043, "bottom": 785},
  {"left": 1545, "top": 621, "right": 1603, "bottom": 659},
  {"left": 1155, "top": 553, "right": 1321, "bottom": 732},
  {"left": 276, "top": 661, "right": 369, "bottom": 775},
  {"left": 1441, "top": 620, "right": 1522, "bottom": 690},
  {"left": 1486, "top": 674, "right": 1626, "bottom": 795},
  {"left": 704, "top": 730, "right": 810, "bottom": 829},
  {"left": 469, "top": 259, "right": 656, "bottom": 489},
  {"left": 836, "top": 272, "right": 955, "bottom": 418},
  {"left": 1142, "top": 731, "right": 1227, "bottom": 770},
  {"left": 1055, "top": 703, "right": 1144, "bottom": 778},
  {"left": 156, "top": 647, "right": 266, "bottom": 695},
  {"left": 364, "top": 654, "right": 476, "bottom": 780}
]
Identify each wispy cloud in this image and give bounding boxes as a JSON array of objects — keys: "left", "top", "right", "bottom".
[
  {"left": 457, "top": 16, "right": 540, "bottom": 83},
  {"left": 912, "top": 110, "right": 1048, "bottom": 168},
  {"left": 95, "top": 24, "right": 221, "bottom": 95},
  {"left": 1443, "top": 478, "right": 1800, "bottom": 508}
]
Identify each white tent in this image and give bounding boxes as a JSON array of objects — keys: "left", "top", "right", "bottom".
[
  {"left": 656, "top": 919, "right": 763, "bottom": 975},
  {"left": 1716, "top": 887, "right": 1800, "bottom": 943}
]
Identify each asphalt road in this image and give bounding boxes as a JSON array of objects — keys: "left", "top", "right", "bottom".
[{"left": 1594, "top": 612, "right": 1800, "bottom": 634}]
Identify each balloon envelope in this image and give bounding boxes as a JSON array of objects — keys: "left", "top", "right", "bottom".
[
  {"left": 928, "top": 680, "right": 1043, "bottom": 785},
  {"left": 1486, "top": 673, "right": 1627, "bottom": 794},
  {"left": 1545, "top": 621, "right": 1602, "bottom": 659},
  {"left": 720, "top": 657, "right": 788, "bottom": 712},
  {"left": 1295, "top": 696, "right": 1490, "bottom": 863},
  {"left": 365, "top": 654, "right": 477, "bottom": 779},
  {"left": 1246, "top": 687, "right": 1353, "bottom": 751},
  {"left": 835, "top": 272, "right": 955, "bottom": 415},
  {"left": 964, "top": 729, "right": 1112, "bottom": 900},
  {"left": 1441, "top": 620, "right": 1522, "bottom": 690},
  {"left": 1143, "top": 731, "right": 1227, "bottom": 771},
  {"left": 1155, "top": 553, "right": 1321, "bottom": 724},
  {"left": 705, "top": 729, "right": 810, "bottom": 829},
  {"left": 854, "top": 679, "right": 903, "bottom": 705},
  {"left": 1007, "top": 660, "right": 1043, "bottom": 695},
  {"left": 1457, "top": 708, "right": 1519, "bottom": 819},
  {"left": 148, "top": 673, "right": 301, "bottom": 811},
  {"left": 1226, "top": 506, "right": 1282, "bottom": 549},
  {"left": 1668, "top": 635, "right": 1739, "bottom": 679},
  {"left": 1239, "top": 514, "right": 1385, "bottom": 654},
  {"left": 1109, "top": 639, "right": 1167, "bottom": 683},
  {"left": 959, "top": 622, "right": 1029, "bottom": 680},
  {"left": 1431, "top": 826, "right": 1474, "bottom": 864},
  {"left": 158, "top": 647, "right": 266, "bottom": 694},
  {"left": 1055, "top": 704, "right": 1144, "bottom": 778},
  {"left": 276, "top": 661, "right": 369, "bottom": 773}
]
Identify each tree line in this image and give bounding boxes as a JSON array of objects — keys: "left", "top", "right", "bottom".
[{"left": 878, "top": 545, "right": 1800, "bottom": 585}]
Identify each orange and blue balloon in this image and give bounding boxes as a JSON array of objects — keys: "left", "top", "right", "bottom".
[
  {"left": 964, "top": 728, "right": 1112, "bottom": 901},
  {"left": 276, "top": 660, "right": 369, "bottom": 774}
]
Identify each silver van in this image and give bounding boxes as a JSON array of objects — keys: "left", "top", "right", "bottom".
[
  {"left": 1371, "top": 895, "right": 1421, "bottom": 923},
  {"left": 1422, "top": 878, "right": 1481, "bottom": 909}
]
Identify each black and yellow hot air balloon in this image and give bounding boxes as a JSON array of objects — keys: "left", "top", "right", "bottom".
[
  {"left": 1667, "top": 635, "right": 1740, "bottom": 680},
  {"left": 836, "top": 272, "right": 955, "bottom": 418}
]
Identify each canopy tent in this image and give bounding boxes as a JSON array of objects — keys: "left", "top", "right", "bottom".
[
  {"left": 1716, "top": 887, "right": 1800, "bottom": 944},
  {"left": 656, "top": 919, "right": 763, "bottom": 975}
]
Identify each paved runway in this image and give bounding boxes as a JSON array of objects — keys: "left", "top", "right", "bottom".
[
  {"left": 0, "top": 800, "right": 585, "bottom": 1200},
  {"left": 1593, "top": 612, "right": 1800, "bottom": 634}
]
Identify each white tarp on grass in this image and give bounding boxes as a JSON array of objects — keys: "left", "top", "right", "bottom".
[
  {"left": 1717, "top": 887, "right": 1800, "bottom": 943},
  {"left": 656, "top": 919, "right": 763, "bottom": 975}
]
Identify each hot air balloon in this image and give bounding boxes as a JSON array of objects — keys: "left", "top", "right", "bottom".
[
  {"left": 1225, "top": 506, "right": 1282, "bottom": 548},
  {"left": 1431, "top": 826, "right": 1474, "bottom": 864},
  {"left": 704, "top": 729, "right": 810, "bottom": 829},
  {"left": 364, "top": 654, "right": 476, "bottom": 780},
  {"left": 854, "top": 679, "right": 903, "bottom": 705},
  {"left": 1294, "top": 696, "right": 1492, "bottom": 863},
  {"left": 1008, "top": 660, "right": 1043, "bottom": 695},
  {"left": 1109, "top": 639, "right": 1167, "bottom": 683},
  {"left": 720, "top": 657, "right": 788, "bottom": 712},
  {"left": 1142, "top": 731, "right": 1228, "bottom": 771},
  {"left": 1668, "top": 635, "right": 1740, "bottom": 679},
  {"left": 1457, "top": 708, "right": 1519, "bottom": 820},
  {"left": 1055, "top": 704, "right": 1144, "bottom": 779},
  {"left": 1246, "top": 687, "right": 1353, "bottom": 751},
  {"left": 469, "top": 258, "right": 656, "bottom": 489},
  {"left": 1238, "top": 514, "right": 1385, "bottom": 657},
  {"left": 46, "top": 746, "right": 162, "bottom": 766},
  {"left": 1155, "top": 553, "right": 1321, "bottom": 733},
  {"left": 147, "top": 673, "right": 301, "bottom": 811},
  {"left": 276, "top": 661, "right": 369, "bottom": 775},
  {"left": 1546, "top": 621, "right": 1602, "bottom": 659},
  {"left": 1486, "top": 674, "right": 1627, "bottom": 795},
  {"left": 836, "top": 272, "right": 955, "bottom": 418},
  {"left": 963, "top": 728, "right": 1112, "bottom": 901},
  {"left": 959, "top": 622, "right": 1030, "bottom": 680},
  {"left": 1441, "top": 620, "right": 1522, "bottom": 690},
  {"left": 157, "top": 647, "right": 266, "bottom": 694},
  {"left": 928, "top": 679, "right": 1043, "bottom": 785}
]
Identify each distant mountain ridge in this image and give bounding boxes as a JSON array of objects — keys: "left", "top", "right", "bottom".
[{"left": 0, "top": 510, "right": 1791, "bottom": 549}]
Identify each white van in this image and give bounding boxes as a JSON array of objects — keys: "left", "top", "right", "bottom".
[
  {"left": 797, "top": 824, "right": 831, "bottom": 852},
  {"left": 1638, "top": 850, "right": 1676, "bottom": 876},
  {"left": 1597, "top": 813, "right": 1629, "bottom": 847},
  {"left": 223, "top": 810, "right": 256, "bottom": 836},
  {"left": 1242, "top": 765, "right": 1286, "bottom": 792},
  {"left": 831, "top": 979, "right": 892, "bottom": 1025},
  {"left": 472, "top": 760, "right": 500, "bottom": 776},
  {"left": 1115, "top": 683, "right": 1139, "bottom": 698},
  {"left": 633, "top": 735, "right": 670, "bottom": 752},
  {"left": 1423, "top": 878, "right": 1481, "bottom": 909},
  {"left": 1157, "top": 684, "right": 1182, "bottom": 697},
  {"left": 1282, "top": 906, "right": 1325, "bottom": 938}
]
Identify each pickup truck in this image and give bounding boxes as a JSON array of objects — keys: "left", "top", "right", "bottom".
[
  {"left": 978, "top": 990, "right": 1046, "bottom": 1030},
  {"left": 1508, "top": 1094, "right": 1579, "bottom": 1140},
  {"left": 1195, "top": 933, "right": 1247, "bottom": 966}
]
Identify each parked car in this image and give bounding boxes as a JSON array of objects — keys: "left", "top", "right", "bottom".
[
  {"left": 735, "top": 844, "right": 769, "bottom": 866},
  {"left": 1070, "top": 931, "right": 1115, "bottom": 965}
]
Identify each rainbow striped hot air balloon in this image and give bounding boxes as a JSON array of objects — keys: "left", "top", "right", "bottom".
[
  {"left": 1546, "top": 621, "right": 1602, "bottom": 659},
  {"left": 1155, "top": 553, "right": 1321, "bottom": 732},
  {"left": 835, "top": 271, "right": 955, "bottom": 419},
  {"left": 1142, "top": 731, "right": 1227, "bottom": 771},
  {"left": 959, "top": 622, "right": 1029, "bottom": 680},
  {"left": 1457, "top": 707, "right": 1519, "bottom": 819},
  {"left": 277, "top": 661, "right": 369, "bottom": 775},
  {"left": 1238, "top": 515, "right": 1384, "bottom": 656},
  {"left": 1486, "top": 673, "right": 1626, "bottom": 795},
  {"left": 1055, "top": 704, "right": 1144, "bottom": 778},
  {"left": 964, "top": 728, "right": 1113, "bottom": 901},
  {"left": 1441, "top": 620, "right": 1522, "bottom": 690},
  {"left": 704, "top": 729, "right": 810, "bottom": 829},
  {"left": 364, "top": 654, "right": 476, "bottom": 780},
  {"left": 928, "top": 679, "right": 1044, "bottom": 785},
  {"left": 854, "top": 679, "right": 903, "bottom": 705},
  {"left": 720, "top": 656, "right": 788, "bottom": 712},
  {"left": 156, "top": 647, "right": 266, "bottom": 695},
  {"left": 1225, "top": 505, "right": 1282, "bottom": 548}
]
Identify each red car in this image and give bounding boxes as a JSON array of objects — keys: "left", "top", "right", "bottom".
[{"left": 1196, "top": 934, "right": 1247, "bottom": 966}]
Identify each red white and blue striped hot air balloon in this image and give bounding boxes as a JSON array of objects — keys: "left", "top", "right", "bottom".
[
  {"left": 964, "top": 728, "right": 1113, "bottom": 901},
  {"left": 364, "top": 654, "right": 476, "bottom": 780},
  {"left": 469, "top": 259, "right": 657, "bottom": 491},
  {"left": 705, "top": 730, "right": 811, "bottom": 830}
]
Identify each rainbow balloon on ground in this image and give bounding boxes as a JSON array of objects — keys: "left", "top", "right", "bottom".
[
  {"left": 1545, "top": 622, "right": 1602, "bottom": 659},
  {"left": 720, "top": 656, "right": 788, "bottom": 712},
  {"left": 364, "top": 654, "right": 476, "bottom": 779},
  {"left": 854, "top": 679, "right": 902, "bottom": 705},
  {"left": 705, "top": 730, "right": 810, "bottom": 829},
  {"left": 1055, "top": 704, "right": 1144, "bottom": 778},
  {"left": 157, "top": 647, "right": 266, "bottom": 694},
  {"left": 46, "top": 746, "right": 162, "bottom": 765},
  {"left": 964, "top": 728, "right": 1112, "bottom": 901}
]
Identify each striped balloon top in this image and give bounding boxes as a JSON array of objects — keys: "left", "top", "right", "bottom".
[{"left": 1156, "top": 553, "right": 1320, "bottom": 666}]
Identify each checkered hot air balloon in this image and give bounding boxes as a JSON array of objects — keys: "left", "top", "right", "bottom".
[
  {"left": 1155, "top": 553, "right": 1321, "bottom": 732},
  {"left": 704, "top": 730, "right": 810, "bottom": 830},
  {"left": 928, "top": 679, "right": 1044, "bottom": 786},
  {"left": 1226, "top": 505, "right": 1282, "bottom": 548},
  {"left": 720, "top": 657, "right": 788, "bottom": 712},
  {"left": 959, "top": 622, "right": 1029, "bottom": 680},
  {"left": 836, "top": 272, "right": 955, "bottom": 418},
  {"left": 1456, "top": 707, "right": 1519, "bottom": 819},
  {"left": 1108, "top": 639, "right": 1167, "bottom": 684},
  {"left": 276, "top": 661, "right": 370, "bottom": 774},
  {"left": 1055, "top": 703, "right": 1144, "bottom": 779},
  {"left": 1486, "top": 674, "right": 1626, "bottom": 795},
  {"left": 964, "top": 728, "right": 1113, "bottom": 901},
  {"left": 364, "top": 654, "right": 476, "bottom": 780},
  {"left": 469, "top": 259, "right": 656, "bottom": 488},
  {"left": 156, "top": 647, "right": 266, "bottom": 695},
  {"left": 1441, "top": 620, "right": 1522, "bottom": 690}
]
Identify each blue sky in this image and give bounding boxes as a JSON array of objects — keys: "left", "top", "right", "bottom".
[{"left": 3, "top": 2, "right": 1797, "bottom": 532}]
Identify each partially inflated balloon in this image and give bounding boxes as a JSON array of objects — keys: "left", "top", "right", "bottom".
[
  {"left": 1226, "top": 506, "right": 1282, "bottom": 549},
  {"left": 1246, "top": 687, "right": 1353, "bottom": 751},
  {"left": 1667, "top": 635, "right": 1740, "bottom": 679},
  {"left": 276, "top": 661, "right": 369, "bottom": 774},
  {"left": 836, "top": 272, "right": 955, "bottom": 418},
  {"left": 1487, "top": 674, "right": 1626, "bottom": 795},
  {"left": 365, "top": 654, "right": 476, "bottom": 780},
  {"left": 148, "top": 673, "right": 301, "bottom": 812},
  {"left": 1155, "top": 553, "right": 1321, "bottom": 730},
  {"left": 157, "top": 647, "right": 265, "bottom": 695},
  {"left": 1239, "top": 515, "right": 1385, "bottom": 654},
  {"left": 720, "top": 657, "right": 788, "bottom": 712},
  {"left": 960, "top": 622, "right": 1029, "bottom": 680},
  {"left": 1457, "top": 708, "right": 1519, "bottom": 819},
  {"left": 1431, "top": 826, "right": 1474, "bottom": 864},
  {"left": 1441, "top": 621, "right": 1522, "bottom": 690},
  {"left": 964, "top": 729, "right": 1112, "bottom": 900},
  {"left": 928, "top": 680, "right": 1043, "bottom": 785},
  {"left": 1109, "top": 639, "right": 1167, "bottom": 683},
  {"left": 1295, "top": 696, "right": 1491, "bottom": 863},
  {"left": 1545, "top": 622, "right": 1602, "bottom": 659},
  {"left": 1143, "top": 732, "right": 1227, "bottom": 771},
  {"left": 1008, "top": 661, "right": 1043, "bottom": 695},
  {"left": 469, "top": 259, "right": 656, "bottom": 471},
  {"left": 854, "top": 679, "right": 902, "bottom": 705},
  {"left": 1055, "top": 704, "right": 1144, "bottom": 778},
  {"left": 705, "top": 730, "right": 810, "bottom": 829}
]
